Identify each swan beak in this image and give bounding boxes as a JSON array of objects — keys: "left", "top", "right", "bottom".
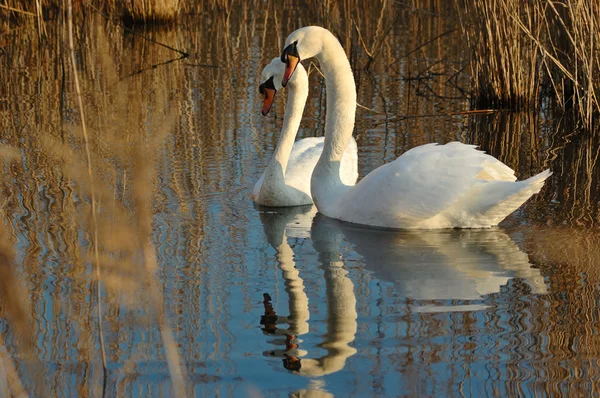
[
  {"left": 262, "top": 88, "right": 276, "bottom": 116},
  {"left": 282, "top": 55, "right": 299, "bottom": 87},
  {"left": 259, "top": 76, "right": 277, "bottom": 116},
  {"left": 281, "top": 41, "right": 300, "bottom": 87}
]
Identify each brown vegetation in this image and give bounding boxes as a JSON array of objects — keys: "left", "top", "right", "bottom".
[
  {"left": 1, "top": 0, "right": 600, "bottom": 396},
  {"left": 456, "top": 0, "right": 599, "bottom": 126},
  {"left": 118, "top": 0, "right": 181, "bottom": 23},
  {"left": 1, "top": 5, "right": 190, "bottom": 394}
]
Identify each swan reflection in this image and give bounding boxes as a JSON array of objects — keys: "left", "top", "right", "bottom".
[
  {"left": 258, "top": 205, "right": 314, "bottom": 342},
  {"left": 258, "top": 205, "right": 358, "bottom": 377},
  {"left": 312, "top": 214, "right": 547, "bottom": 312},
  {"left": 258, "top": 207, "right": 547, "bottom": 385}
]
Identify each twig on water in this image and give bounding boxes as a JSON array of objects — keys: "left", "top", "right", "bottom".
[
  {"left": 352, "top": 17, "right": 373, "bottom": 58},
  {"left": 66, "top": 1, "right": 108, "bottom": 395},
  {"left": 117, "top": 55, "right": 189, "bottom": 84},
  {"left": 357, "top": 102, "right": 380, "bottom": 113}
]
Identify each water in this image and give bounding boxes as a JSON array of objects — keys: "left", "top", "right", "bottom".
[{"left": 1, "top": 2, "right": 600, "bottom": 397}]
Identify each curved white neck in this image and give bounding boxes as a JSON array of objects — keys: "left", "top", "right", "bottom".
[
  {"left": 309, "top": 31, "right": 357, "bottom": 209},
  {"left": 261, "top": 79, "right": 308, "bottom": 190}
]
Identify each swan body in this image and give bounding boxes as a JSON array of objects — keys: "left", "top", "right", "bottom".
[
  {"left": 280, "top": 26, "right": 551, "bottom": 229},
  {"left": 252, "top": 58, "right": 358, "bottom": 207}
]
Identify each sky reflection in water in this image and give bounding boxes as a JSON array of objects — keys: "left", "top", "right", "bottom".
[{"left": 1, "top": 2, "right": 600, "bottom": 396}]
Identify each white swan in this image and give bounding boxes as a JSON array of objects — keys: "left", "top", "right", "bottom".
[
  {"left": 252, "top": 58, "right": 358, "bottom": 207},
  {"left": 279, "top": 26, "right": 552, "bottom": 229}
]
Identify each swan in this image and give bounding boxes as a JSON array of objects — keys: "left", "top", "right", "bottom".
[
  {"left": 279, "top": 26, "right": 552, "bottom": 229},
  {"left": 252, "top": 58, "right": 358, "bottom": 207}
]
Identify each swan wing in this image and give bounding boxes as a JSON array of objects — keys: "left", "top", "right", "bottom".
[
  {"left": 284, "top": 137, "right": 325, "bottom": 195},
  {"left": 335, "top": 142, "right": 516, "bottom": 227},
  {"left": 286, "top": 136, "right": 359, "bottom": 188},
  {"left": 287, "top": 137, "right": 324, "bottom": 171}
]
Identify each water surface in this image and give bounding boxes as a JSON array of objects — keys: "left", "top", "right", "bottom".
[{"left": 1, "top": 2, "right": 599, "bottom": 397}]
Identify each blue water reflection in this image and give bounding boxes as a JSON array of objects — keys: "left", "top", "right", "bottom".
[{"left": 247, "top": 205, "right": 549, "bottom": 396}]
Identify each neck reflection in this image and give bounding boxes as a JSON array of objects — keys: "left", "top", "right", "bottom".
[
  {"left": 258, "top": 206, "right": 313, "bottom": 361},
  {"left": 257, "top": 205, "right": 359, "bottom": 377}
]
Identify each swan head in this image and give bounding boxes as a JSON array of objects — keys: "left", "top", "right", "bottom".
[
  {"left": 259, "top": 57, "right": 307, "bottom": 116},
  {"left": 258, "top": 77, "right": 277, "bottom": 116},
  {"left": 281, "top": 26, "right": 326, "bottom": 86}
]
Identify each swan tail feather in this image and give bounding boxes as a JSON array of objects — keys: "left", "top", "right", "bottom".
[{"left": 475, "top": 169, "right": 552, "bottom": 226}]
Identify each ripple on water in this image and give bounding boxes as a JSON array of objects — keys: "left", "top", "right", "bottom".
[{"left": 2, "top": 4, "right": 600, "bottom": 397}]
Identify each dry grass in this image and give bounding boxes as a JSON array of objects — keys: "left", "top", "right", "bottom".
[
  {"left": 456, "top": 0, "right": 599, "bottom": 126},
  {"left": 469, "top": 111, "right": 600, "bottom": 226},
  {"left": 0, "top": 6, "right": 189, "bottom": 394},
  {"left": 119, "top": 0, "right": 181, "bottom": 23}
]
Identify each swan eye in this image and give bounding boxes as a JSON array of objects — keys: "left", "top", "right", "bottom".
[
  {"left": 280, "top": 41, "right": 299, "bottom": 64},
  {"left": 259, "top": 76, "right": 275, "bottom": 95},
  {"left": 262, "top": 76, "right": 276, "bottom": 93}
]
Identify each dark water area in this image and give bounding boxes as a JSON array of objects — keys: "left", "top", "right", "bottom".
[{"left": 1, "top": 1, "right": 600, "bottom": 397}]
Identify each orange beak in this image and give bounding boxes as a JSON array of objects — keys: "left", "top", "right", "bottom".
[
  {"left": 262, "top": 88, "right": 276, "bottom": 116},
  {"left": 281, "top": 55, "right": 300, "bottom": 87}
]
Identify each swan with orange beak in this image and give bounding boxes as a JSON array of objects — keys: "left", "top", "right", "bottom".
[
  {"left": 281, "top": 41, "right": 300, "bottom": 87},
  {"left": 252, "top": 58, "right": 358, "bottom": 207},
  {"left": 277, "top": 26, "right": 551, "bottom": 229}
]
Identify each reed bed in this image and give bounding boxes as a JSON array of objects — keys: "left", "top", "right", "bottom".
[
  {"left": 1, "top": 0, "right": 600, "bottom": 395},
  {"left": 1, "top": 7, "right": 191, "bottom": 394},
  {"left": 455, "top": 0, "right": 599, "bottom": 126},
  {"left": 118, "top": 0, "right": 181, "bottom": 23},
  {"left": 469, "top": 111, "right": 600, "bottom": 226}
]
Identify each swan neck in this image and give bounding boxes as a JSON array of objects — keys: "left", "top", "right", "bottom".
[
  {"left": 319, "top": 36, "right": 356, "bottom": 164},
  {"left": 310, "top": 32, "right": 357, "bottom": 211},
  {"left": 276, "top": 239, "right": 310, "bottom": 336},
  {"left": 268, "top": 83, "right": 308, "bottom": 176}
]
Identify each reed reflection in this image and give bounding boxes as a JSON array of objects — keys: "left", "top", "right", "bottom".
[
  {"left": 258, "top": 206, "right": 358, "bottom": 377},
  {"left": 469, "top": 111, "right": 600, "bottom": 227},
  {"left": 312, "top": 214, "right": 547, "bottom": 312}
]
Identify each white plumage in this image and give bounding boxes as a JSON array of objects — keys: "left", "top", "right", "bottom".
[
  {"left": 252, "top": 58, "right": 358, "bottom": 207},
  {"left": 332, "top": 142, "right": 551, "bottom": 229},
  {"left": 281, "top": 26, "right": 551, "bottom": 229}
]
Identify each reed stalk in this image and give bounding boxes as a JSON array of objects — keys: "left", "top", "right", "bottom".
[
  {"left": 455, "top": 0, "right": 599, "bottom": 126},
  {"left": 66, "top": 0, "right": 108, "bottom": 392}
]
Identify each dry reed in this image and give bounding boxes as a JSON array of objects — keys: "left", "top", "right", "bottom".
[
  {"left": 66, "top": 0, "right": 108, "bottom": 389},
  {"left": 455, "top": 0, "right": 599, "bottom": 126},
  {"left": 61, "top": 17, "right": 188, "bottom": 396},
  {"left": 1, "top": 4, "right": 190, "bottom": 393},
  {"left": 119, "top": 0, "right": 181, "bottom": 23}
]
